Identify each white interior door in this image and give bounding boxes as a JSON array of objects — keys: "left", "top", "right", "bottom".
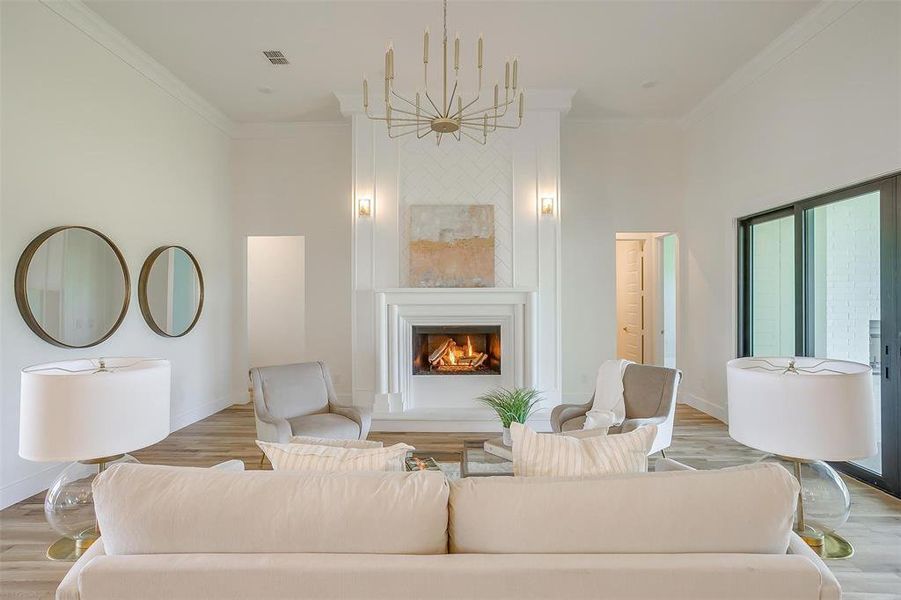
[{"left": 616, "top": 239, "right": 645, "bottom": 363}]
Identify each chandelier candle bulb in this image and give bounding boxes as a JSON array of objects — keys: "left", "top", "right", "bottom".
[
  {"left": 424, "top": 28, "right": 429, "bottom": 63},
  {"left": 513, "top": 59, "right": 518, "bottom": 89},
  {"left": 478, "top": 36, "right": 483, "bottom": 68},
  {"left": 362, "top": 79, "right": 368, "bottom": 109},
  {"left": 505, "top": 61, "right": 510, "bottom": 89},
  {"left": 388, "top": 45, "right": 395, "bottom": 79},
  {"left": 519, "top": 92, "right": 524, "bottom": 118},
  {"left": 454, "top": 34, "right": 460, "bottom": 71},
  {"left": 494, "top": 84, "right": 499, "bottom": 108}
]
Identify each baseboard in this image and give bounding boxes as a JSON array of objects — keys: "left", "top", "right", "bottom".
[
  {"left": 0, "top": 463, "right": 68, "bottom": 510},
  {"left": 678, "top": 391, "right": 728, "bottom": 423},
  {"left": 171, "top": 394, "right": 236, "bottom": 432}
]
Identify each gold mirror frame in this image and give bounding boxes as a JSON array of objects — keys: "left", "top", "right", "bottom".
[
  {"left": 138, "top": 245, "right": 204, "bottom": 338},
  {"left": 14, "top": 226, "right": 131, "bottom": 349}
]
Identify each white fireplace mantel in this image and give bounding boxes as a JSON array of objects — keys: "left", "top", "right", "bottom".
[{"left": 373, "top": 288, "right": 538, "bottom": 417}]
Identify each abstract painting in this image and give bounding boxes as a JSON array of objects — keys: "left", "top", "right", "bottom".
[{"left": 409, "top": 205, "right": 494, "bottom": 288}]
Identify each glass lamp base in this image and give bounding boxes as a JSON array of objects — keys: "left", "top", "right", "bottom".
[{"left": 44, "top": 454, "right": 137, "bottom": 561}]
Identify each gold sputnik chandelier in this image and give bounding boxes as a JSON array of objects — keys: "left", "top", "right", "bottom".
[{"left": 362, "top": 0, "right": 523, "bottom": 145}]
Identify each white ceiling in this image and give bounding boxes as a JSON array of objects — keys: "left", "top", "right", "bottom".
[{"left": 85, "top": 0, "right": 818, "bottom": 123}]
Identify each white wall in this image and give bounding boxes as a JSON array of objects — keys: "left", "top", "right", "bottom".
[
  {"left": 561, "top": 120, "right": 684, "bottom": 402},
  {"left": 679, "top": 0, "right": 901, "bottom": 420},
  {"left": 0, "top": 1, "right": 238, "bottom": 508},
  {"left": 230, "top": 124, "right": 352, "bottom": 400},
  {"left": 246, "top": 236, "right": 305, "bottom": 368}
]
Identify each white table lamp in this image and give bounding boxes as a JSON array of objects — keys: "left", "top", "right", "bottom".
[
  {"left": 19, "top": 358, "right": 170, "bottom": 560},
  {"left": 727, "top": 357, "right": 876, "bottom": 559}
]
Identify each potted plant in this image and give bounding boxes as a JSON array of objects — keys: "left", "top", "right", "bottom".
[{"left": 476, "top": 387, "right": 543, "bottom": 446}]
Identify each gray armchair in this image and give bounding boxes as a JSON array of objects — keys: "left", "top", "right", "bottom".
[
  {"left": 551, "top": 364, "right": 682, "bottom": 454},
  {"left": 249, "top": 361, "right": 371, "bottom": 443}
]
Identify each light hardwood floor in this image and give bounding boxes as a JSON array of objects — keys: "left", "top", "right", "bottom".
[{"left": 1, "top": 403, "right": 899, "bottom": 599}]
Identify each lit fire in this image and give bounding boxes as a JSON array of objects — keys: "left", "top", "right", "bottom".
[{"left": 428, "top": 336, "right": 487, "bottom": 372}]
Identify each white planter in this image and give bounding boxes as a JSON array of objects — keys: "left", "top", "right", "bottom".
[{"left": 502, "top": 427, "right": 512, "bottom": 447}]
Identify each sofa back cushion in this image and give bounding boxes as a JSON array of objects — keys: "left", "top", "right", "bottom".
[
  {"left": 449, "top": 463, "right": 798, "bottom": 555},
  {"left": 94, "top": 464, "right": 448, "bottom": 555}
]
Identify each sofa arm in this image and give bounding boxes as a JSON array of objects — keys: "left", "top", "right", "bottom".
[
  {"left": 331, "top": 404, "right": 372, "bottom": 440},
  {"left": 788, "top": 533, "right": 841, "bottom": 600},
  {"left": 56, "top": 538, "right": 106, "bottom": 600}
]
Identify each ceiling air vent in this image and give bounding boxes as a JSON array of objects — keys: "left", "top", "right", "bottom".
[{"left": 263, "top": 50, "right": 289, "bottom": 65}]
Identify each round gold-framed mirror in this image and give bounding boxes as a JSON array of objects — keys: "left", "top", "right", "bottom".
[
  {"left": 138, "top": 246, "right": 204, "bottom": 338},
  {"left": 15, "top": 226, "right": 131, "bottom": 348}
]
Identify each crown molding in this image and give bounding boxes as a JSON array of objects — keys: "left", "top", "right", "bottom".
[
  {"left": 681, "top": 0, "right": 862, "bottom": 128},
  {"left": 335, "top": 88, "right": 576, "bottom": 117},
  {"left": 39, "top": 0, "right": 235, "bottom": 135}
]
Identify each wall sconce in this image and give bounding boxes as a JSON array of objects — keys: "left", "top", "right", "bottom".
[
  {"left": 540, "top": 197, "right": 555, "bottom": 217},
  {"left": 358, "top": 197, "right": 372, "bottom": 218}
]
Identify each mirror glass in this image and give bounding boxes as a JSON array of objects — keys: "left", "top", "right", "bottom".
[
  {"left": 140, "top": 246, "right": 203, "bottom": 337},
  {"left": 18, "top": 227, "right": 129, "bottom": 347}
]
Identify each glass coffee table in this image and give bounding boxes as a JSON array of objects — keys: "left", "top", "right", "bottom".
[{"left": 460, "top": 439, "right": 513, "bottom": 477}]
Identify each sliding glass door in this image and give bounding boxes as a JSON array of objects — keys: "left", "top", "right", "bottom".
[{"left": 738, "top": 175, "right": 900, "bottom": 497}]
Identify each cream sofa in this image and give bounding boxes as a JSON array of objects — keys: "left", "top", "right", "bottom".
[{"left": 58, "top": 462, "right": 840, "bottom": 600}]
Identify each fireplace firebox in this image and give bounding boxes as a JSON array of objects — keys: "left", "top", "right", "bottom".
[{"left": 412, "top": 325, "right": 501, "bottom": 376}]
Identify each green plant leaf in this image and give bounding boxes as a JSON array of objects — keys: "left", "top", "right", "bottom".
[{"left": 475, "top": 387, "right": 543, "bottom": 428}]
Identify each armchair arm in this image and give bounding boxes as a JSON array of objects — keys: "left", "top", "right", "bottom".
[
  {"left": 330, "top": 404, "right": 372, "bottom": 440},
  {"left": 550, "top": 399, "right": 593, "bottom": 433},
  {"left": 618, "top": 415, "right": 667, "bottom": 434},
  {"left": 249, "top": 369, "right": 292, "bottom": 443}
]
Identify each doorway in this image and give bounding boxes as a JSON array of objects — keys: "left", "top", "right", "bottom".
[
  {"left": 246, "top": 236, "right": 305, "bottom": 369},
  {"left": 615, "top": 233, "right": 678, "bottom": 367}
]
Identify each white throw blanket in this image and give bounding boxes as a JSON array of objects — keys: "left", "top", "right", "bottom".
[{"left": 582, "top": 359, "right": 632, "bottom": 431}]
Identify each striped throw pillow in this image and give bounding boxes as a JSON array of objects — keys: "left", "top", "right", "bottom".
[
  {"left": 289, "top": 436, "right": 383, "bottom": 449},
  {"left": 511, "top": 422, "right": 656, "bottom": 478},
  {"left": 258, "top": 440, "right": 413, "bottom": 472}
]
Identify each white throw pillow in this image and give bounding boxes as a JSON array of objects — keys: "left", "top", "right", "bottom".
[
  {"left": 511, "top": 422, "right": 656, "bottom": 477},
  {"left": 289, "top": 435, "right": 383, "bottom": 449},
  {"left": 257, "top": 440, "right": 413, "bottom": 472}
]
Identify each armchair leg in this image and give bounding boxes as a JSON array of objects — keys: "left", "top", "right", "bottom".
[
  {"left": 659, "top": 449, "right": 667, "bottom": 459},
  {"left": 259, "top": 451, "right": 269, "bottom": 469}
]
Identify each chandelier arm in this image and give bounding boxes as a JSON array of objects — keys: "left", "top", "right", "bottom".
[
  {"left": 383, "top": 104, "right": 437, "bottom": 120},
  {"left": 423, "top": 90, "right": 444, "bottom": 117},
  {"left": 387, "top": 127, "right": 428, "bottom": 139},
  {"left": 460, "top": 129, "right": 487, "bottom": 145},
  {"left": 446, "top": 80, "right": 460, "bottom": 117},
  {"left": 457, "top": 91, "right": 483, "bottom": 115},
  {"left": 460, "top": 97, "right": 515, "bottom": 119},
  {"left": 479, "top": 120, "right": 523, "bottom": 130},
  {"left": 389, "top": 82, "right": 440, "bottom": 119}
]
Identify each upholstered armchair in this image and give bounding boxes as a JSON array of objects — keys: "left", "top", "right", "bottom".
[
  {"left": 551, "top": 364, "right": 682, "bottom": 455},
  {"left": 249, "top": 362, "right": 371, "bottom": 443}
]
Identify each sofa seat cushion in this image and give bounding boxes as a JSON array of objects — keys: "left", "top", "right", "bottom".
[
  {"left": 450, "top": 462, "right": 798, "bottom": 555},
  {"left": 93, "top": 465, "right": 448, "bottom": 556},
  {"left": 288, "top": 413, "right": 360, "bottom": 439},
  {"left": 75, "top": 553, "right": 827, "bottom": 600}
]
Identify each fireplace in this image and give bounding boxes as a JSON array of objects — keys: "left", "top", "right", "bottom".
[{"left": 412, "top": 325, "right": 501, "bottom": 376}]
